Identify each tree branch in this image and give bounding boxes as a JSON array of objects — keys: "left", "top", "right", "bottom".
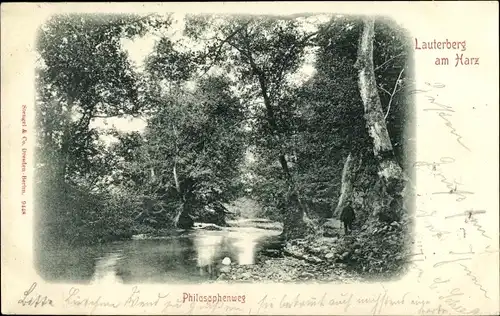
[
  {"left": 271, "top": 20, "right": 335, "bottom": 91},
  {"left": 384, "top": 67, "right": 405, "bottom": 120},
  {"left": 91, "top": 112, "right": 143, "bottom": 119},
  {"left": 200, "top": 21, "right": 251, "bottom": 76},
  {"left": 377, "top": 85, "right": 391, "bottom": 96},
  {"left": 374, "top": 52, "right": 405, "bottom": 71},
  {"left": 103, "top": 13, "right": 159, "bottom": 32},
  {"left": 299, "top": 20, "right": 336, "bottom": 46},
  {"left": 226, "top": 40, "right": 252, "bottom": 61}
]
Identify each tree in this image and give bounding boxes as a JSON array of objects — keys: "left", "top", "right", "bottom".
[
  {"left": 36, "top": 13, "right": 170, "bottom": 186},
  {"left": 116, "top": 75, "right": 247, "bottom": 229},
  {"left": 289, "top": 17, "right": 369, "bottom": 221},
  {"left": 355, "top": 17, "right": 406, "bottom": 222},
  {"left": 306, "top": 16, "right": 411, "bottom": 223},
  {"left": 185, "top": 16, "right": 333, "bottom": 238},
  {"left": 35, "top": 13, "right": 171, "bottom": 245},
  {"left": 35, "top": 12, "right": 413, "bottom": 249}
]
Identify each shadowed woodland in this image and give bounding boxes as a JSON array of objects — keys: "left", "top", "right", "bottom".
[{"left": 35, "top": 13, "right": 415, "bottom": 281}]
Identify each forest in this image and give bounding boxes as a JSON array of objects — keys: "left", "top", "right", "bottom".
[{"left": 35, "top": 13, "right": 414, "bottom": 281}]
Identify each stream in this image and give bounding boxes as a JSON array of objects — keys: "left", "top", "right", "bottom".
[{"left": 38, "top": 219, "right": 282, "bottom": 283}]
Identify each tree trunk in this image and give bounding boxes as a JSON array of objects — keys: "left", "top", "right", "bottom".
[
  {"left": 355, "top": 17, "right": 406, "bottom": 222},
  {"left": 174, "top": 202, "right": 194, "bottom": 229},
  {"left": 333, "top": 152, "right": 355, "bottom": 218},
  {"left": 173, "top": 163, "right": 181, "bottom": 193},
  {"left": 250, "top": 63, "right": 307, "bottom": 237}
]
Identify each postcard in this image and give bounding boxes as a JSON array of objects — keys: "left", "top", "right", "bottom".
[{"left": 1, "top": 2, "right": 499, "bottom": 315}]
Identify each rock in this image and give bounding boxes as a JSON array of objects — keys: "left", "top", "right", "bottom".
[
  {"left": 200, "top": 224, "right": 222, "bottom": 231},
  {"left": 324, "top": 218, "right": 341, "bottom": 229},
  {"left": 319, "top": 237, "right": 337, "bottom": 243},
  {"left": 263, "top": 249, "right": 281, "bottom": 257},
  {"left": 312, "top": 257, "right": 323, "bottom": 263},
  {"left": 320, "top": 245, "right": 329, "bottom": 252},
  {"left": 131, "top": 234, "right": 147, "bottom": 240},
  {"left": 325, "top": 253, "right": 335, "bottom": 259},
  {"left": 323, "top": 231, "right": 335, "bottom": 237},
  {"left": 220, "top": 265, "right": 231, "bottom": 273},
  {"left": 222, "top": 257, "right": 231, "bottom": 265},
  {"left": 310, "top": 247, "right": 322, "bottom": 254},
  {"left": 217, "top": 274, "right": 229, "bottom": 280},
  {"left": 241, "top": 272, "right": 251, "bottom": 279},
  {"left": 301, "top": 272, "right": 314, "bottom": 278}
]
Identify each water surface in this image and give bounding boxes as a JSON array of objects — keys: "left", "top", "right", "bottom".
[{"left": 37, "top": 220, "right": 282, "bottom": 283}]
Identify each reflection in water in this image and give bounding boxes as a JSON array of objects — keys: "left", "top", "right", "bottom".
[
  {"left": 39, "top": 223, "right": 282, "bottom": 283},
  {"left": 233, "top": 236, "right": 257, "bottom": 265},
  {"left": 229, "top": 227, "right": 273, "bottom": 265},
  {"left": 193, "top": 233, "right": 225, "bottom": 277},
  {"left": 91, "top": 252, "right": 123, "bottom": 284}
]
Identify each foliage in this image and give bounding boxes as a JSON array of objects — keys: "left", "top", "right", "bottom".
[
  {"left": 35, "top": 13, "right": 169, "bottom": 187},
  {"left": 36, "top": 176, "right": 138, "bottom": 246},
  {"left": 35, "top": 13, "right": 171, "bottom": 244},
  {"left": 35, "top": 12, "right": 413, "bottom": 284},
  {"left": 335, "top": 212, "right": 412, "bottom": 279},
  {"left": 105, "top": 74, "right": 247, "bottom": 228}
]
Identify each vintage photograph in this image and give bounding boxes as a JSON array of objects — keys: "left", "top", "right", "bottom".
[{"left": 34, "top": 12, "right": 415, "bottom": 284}]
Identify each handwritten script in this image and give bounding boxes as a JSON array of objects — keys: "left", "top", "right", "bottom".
[
  {"left": 11, "top": 81, "right": 498, "bottom": 316},
  {"left": 18, "top": 282, "right": 54, "bottom": 308},
  {"left": 410, "top": 81, "right": 495, "bottom": 315}
]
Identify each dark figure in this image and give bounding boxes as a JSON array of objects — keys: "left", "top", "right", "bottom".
[
  {"left": 340, "top": 202, "right": 356, "bottom": 235},
  {"left": 176, "top": 210, "right": 194, "bottom": 229}
]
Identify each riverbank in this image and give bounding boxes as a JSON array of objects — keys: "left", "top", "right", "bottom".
[
  {"left": 215, "top": 234, "right": 361, "bottom": 283},
  {"left": 37, "top": 213, "right": 410, "bottom": 284},
  {"left": 217, "top": 255, "right": 361, "bottom": 283},
  {"left": 216, "top": 216, "right": 410, "bottom": 283}
]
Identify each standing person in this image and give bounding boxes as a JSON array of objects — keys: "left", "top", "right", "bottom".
[{"left": 340, "top": 201, "right": 356, "bottom": 235}]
